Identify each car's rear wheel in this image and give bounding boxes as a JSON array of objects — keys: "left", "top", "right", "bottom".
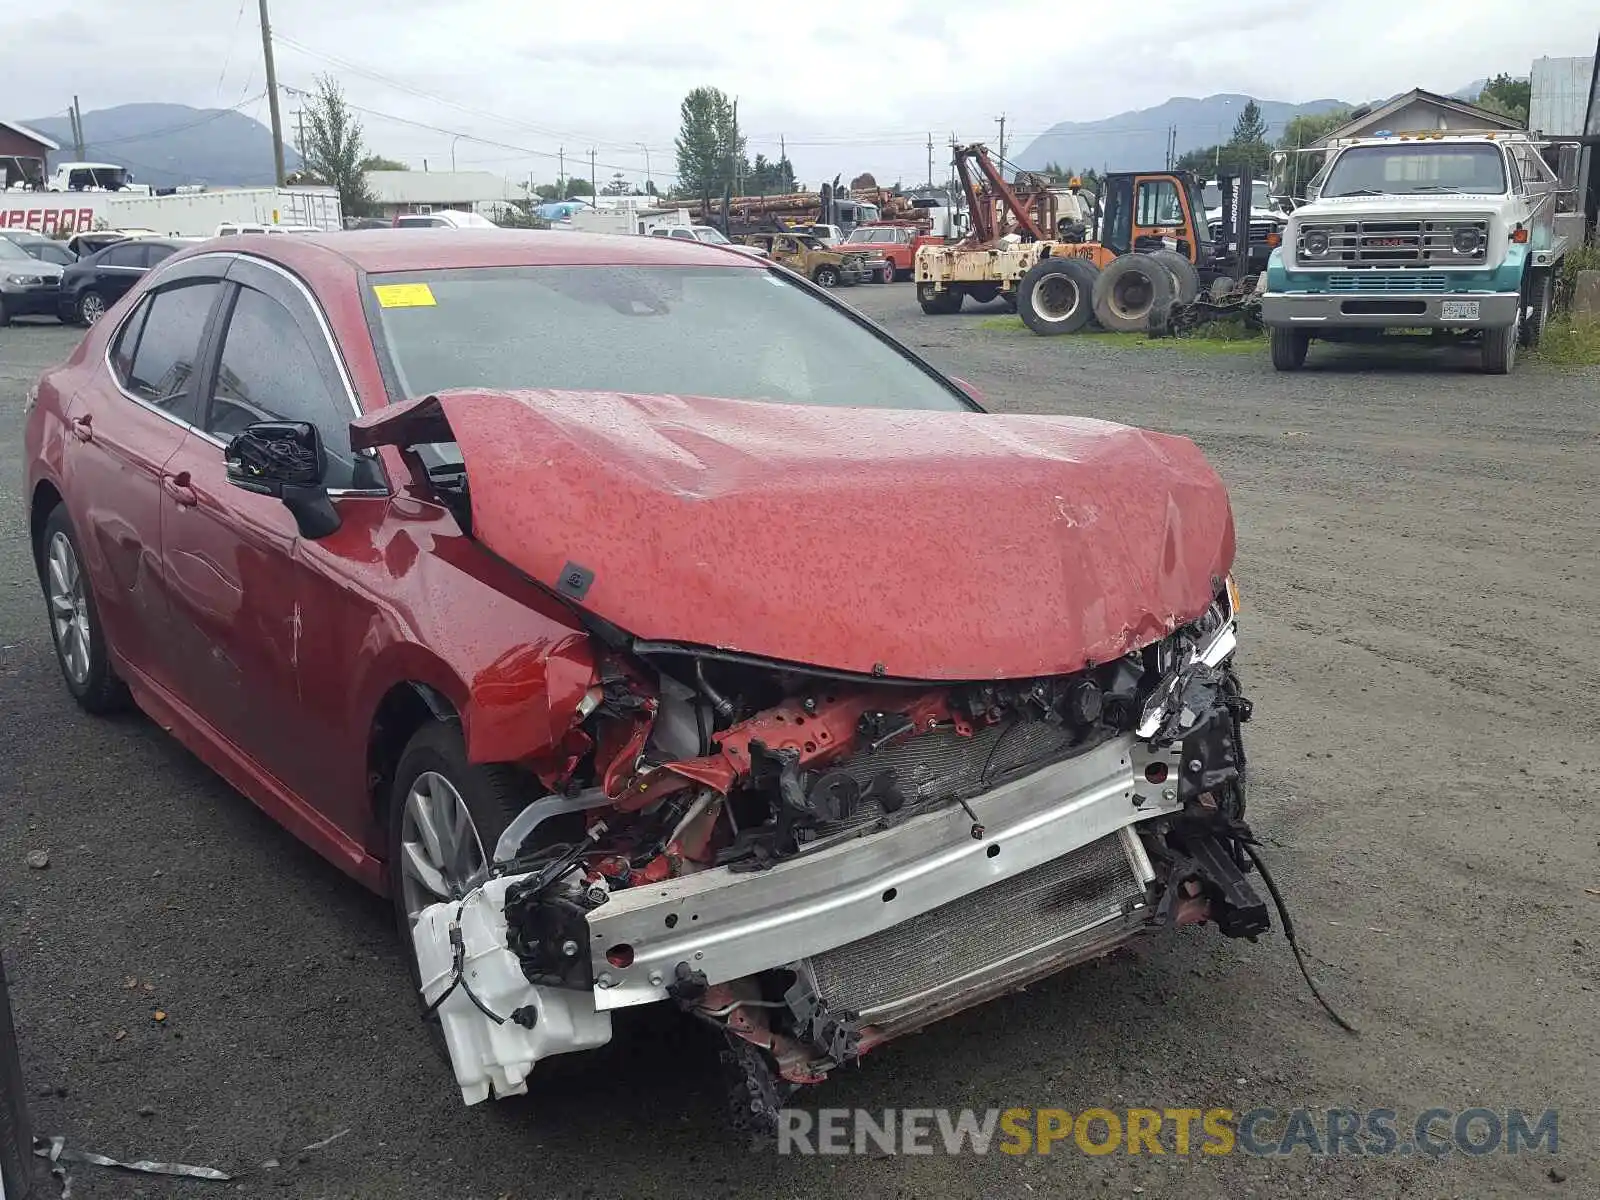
[
  {"left": 76, "top": 290, "right": 106, "bottom": 327},
  {"left": 387, "top": 722, "right": 532, "bottom": 1008},
  {"left": 38, "top": 506, "right": 125, "bottom": 713}
]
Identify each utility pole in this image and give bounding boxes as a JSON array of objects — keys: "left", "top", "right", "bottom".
[
  {"left": 558, "top": 146, "right": 565, "bottom": 196},
  {"left": 995, "top": 114, "right": 1006, "bottom": 172},
  {"left": 638, "top": 142, "right": 651, "bottom": 192},
  {"left": 927, "top": 132, "right": 934, "bottom": 188},
  {"left": 70, "top": 95, "right": 86, "bottom": 160},
  {"left": 589, "top": 148, "right": 597, "bottom": 202},
  {"left": 294, "top": 108, "right": 304, "bottom": 164},
  {"left": 257, "top": 0, "right": 286, "bottom": 186},
  {"left": 731, "top": 97, "right": 741, "bottom": 195}
]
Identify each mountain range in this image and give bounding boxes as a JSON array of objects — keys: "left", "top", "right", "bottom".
[
  {"left": 1012, "top": 82, "right": 1494, "bottom": 175},
  {"left": 23, "top": 82, "right": 1497, "bottom": 190},
  {"left": 21, "top": 103, "right": 301, "bottom": 188}
]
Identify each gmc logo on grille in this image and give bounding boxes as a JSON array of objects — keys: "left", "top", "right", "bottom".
[{"left": 1365, "top": 237, "right": 1413, "bottom": 247}]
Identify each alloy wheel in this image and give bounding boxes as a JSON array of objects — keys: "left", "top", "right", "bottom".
[
  {"left": 46, "top": 532, "right": 91, "bottom": 686},
  {"left": 79, "top": 292, "right": 105, "bottom": 325},
  {"left": 398, "top": 770, "right": 489, "bottom": 926}
]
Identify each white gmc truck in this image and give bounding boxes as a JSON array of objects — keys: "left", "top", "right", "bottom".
[{"left": 1263, "top": 131, "right": 1583, "bottom": 374}]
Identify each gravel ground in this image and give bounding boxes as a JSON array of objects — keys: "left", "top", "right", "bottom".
[{"left": 1, "top": 292, "right": 1596, "bottom": 1199}]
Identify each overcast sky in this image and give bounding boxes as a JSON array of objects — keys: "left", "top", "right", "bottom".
[{"left": 5, "top": 0, "right": 1596, "bottom": 189}]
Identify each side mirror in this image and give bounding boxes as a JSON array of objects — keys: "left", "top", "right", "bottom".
[
  {"left": 1555, "top": 142, "right": 1580, "bottom": 191},
  {"left": 224, "top": 421, "right": 342, "bottom": 539},
  {"left": 1269, "top": 151, "right": 1291, "bottom": 201}
]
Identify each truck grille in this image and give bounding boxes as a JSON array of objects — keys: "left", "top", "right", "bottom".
[
  {"left": 1325, "top": 272, "right": 1449, "bottom": 293},
  {"left": 1297, "top": 218, "right": 1488, "bottom": 265},
  {"left": 803, "top": 830, "right": 1151, "bottom": 1027},
  {"left": 820, "top": 719, "right": 1083, "bottom": 834}
]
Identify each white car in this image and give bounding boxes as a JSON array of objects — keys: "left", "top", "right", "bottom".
[
  {"left": 213, "top": 223, "right": 320, "bottom": 237},
  {"left": 650, "top": 225, "right": 769, "bottom": 258},
  {"left": 394, "top": 210, "right": 498, "bottom": 230}
]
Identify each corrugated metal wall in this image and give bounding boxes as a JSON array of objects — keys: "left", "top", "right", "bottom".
[{"left": 1529, "top": 55, "right": 1595, "bottom": 135}]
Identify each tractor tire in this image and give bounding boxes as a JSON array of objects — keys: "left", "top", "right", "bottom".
[
  {"left": 1519, "top": 269, "right": 1551, "bottom": 349},
  {"left": 1017, "top": 258, "right": 1096, "bottom": 335},
  {"left": 1269, "top": 326, "right": 1310, "bottom": 371},
  {"left": 918, "top": 283, "right": 963, "bottom": 314},
  {"left": 1148, "top": 249, "right": 1200, "bottom": 304},
  {"left": 1482, "top": 320, "right": 1518, "bottom": 374},
  {"left": 1208, "top": 276, "right": 1237, "bottom": 303},
  {"left": 1091, "top": 253, "right": 1175, "bottom": 333}
]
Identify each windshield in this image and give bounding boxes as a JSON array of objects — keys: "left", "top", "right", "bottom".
[
  {"left": 693, "top": 227, "right": 730, "bottom": 244},
  {"left": 1200, "top": 181, "right": 1271, "bottom": 210},
  {"left": 366, "top": 265, "right": 971, "bottom": 416},
  {"left": 0, "top": 238, "right": 29, "bottom": 261},
  {"left": 844, "top": 229, "right": 873, "bottom": 243},
  {"left": 1323, "top": 144, "right": 1507, "bottom": 196}
]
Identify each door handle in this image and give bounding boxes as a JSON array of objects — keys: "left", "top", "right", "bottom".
[
  {"left": 163, "top": 472, "right": 198, "bottom": 508},
  {"left": 70, "top": 414, "right": 93, "bottom": 443}
]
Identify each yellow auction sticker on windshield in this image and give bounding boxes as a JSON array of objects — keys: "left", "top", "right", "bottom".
[{"left": 373, "top": 283, "right": 437, "bottom": 308}]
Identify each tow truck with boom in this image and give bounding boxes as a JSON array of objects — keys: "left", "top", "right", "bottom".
[{"left": 913, "top": 144, "right": 1268, "bottom": 334}]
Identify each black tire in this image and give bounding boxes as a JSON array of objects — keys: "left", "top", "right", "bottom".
[
  {"left": 1208, "top": 276, "right": 1237, "bottom": 303},
  {"left": 386, "top": 722, "right": 535, "bottom": 1010},
  {"left": 1482, "top": 320, "right": 1517, "bottom": 374},
  {"left": 1148, "top": 249, "right": 1200, "bottom": 304},
  {"left": 1091, "top": 254, "right": 1176, "bottom": 333},
  {"left": 1017, "top": 258, "right": 1096, "bottom": 335},
  {"left": 1269, "top": 326, "right": 1310, "bottom": 370},
  {"left": 966, "top": 284, "right": 999, "bottom": 305},
  {"left": 0, "top": 298, "right": 10, "bottom": 328},
  {"left": 917, "top": 282, "right": 963, "bottom": 314},
  {"left": 1519, "top": 270, "right": 1551, "bottom": 349},
  {"left": 812, "top": 265, "right": 840, "bottom": 288},
  {"left": 37, "top": 505, "right": 127, "bottom": 714},
  {"left": 75, "top": 289, "right": 107, "bottom": 327}
]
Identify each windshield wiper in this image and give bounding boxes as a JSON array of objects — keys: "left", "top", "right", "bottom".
[
  {"left": 1330, "top": 188, "right": 1384, "bottom": 196},
  {"left": 1409, "top": 185, "right": 1461, "bottom": 192}
]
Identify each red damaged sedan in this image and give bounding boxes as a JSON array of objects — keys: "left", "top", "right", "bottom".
[{"left": 24, "top": 230, "right": 1262, "bottom": 1123}]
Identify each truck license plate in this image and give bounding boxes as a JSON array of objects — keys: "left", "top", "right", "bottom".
[{"left": 1441, "top": 300, "right": 1479, "bottom": 321}]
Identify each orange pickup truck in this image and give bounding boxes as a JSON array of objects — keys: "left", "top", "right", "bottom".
[{"left": 838, "top": 222, "right": 942, "bottom": 282}]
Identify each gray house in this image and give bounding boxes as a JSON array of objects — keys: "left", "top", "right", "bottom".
[{"left": 1318, "top": 88, "right": 1523, "bottom": 145}]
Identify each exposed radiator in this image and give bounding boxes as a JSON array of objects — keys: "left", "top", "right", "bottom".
[{"left": 803, "top": 829, "right": 1153, "bottom": 1027}]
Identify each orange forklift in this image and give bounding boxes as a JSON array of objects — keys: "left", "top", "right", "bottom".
[{"left": 913, "top": 144, "right": 1266, "bottom": 334}]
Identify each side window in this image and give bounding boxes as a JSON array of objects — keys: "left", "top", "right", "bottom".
[
  {"left": 1136, "top": 179, "right": 1182, "bottom": 226},
  {"left": 1505, "top": 151, "right": 1522, "bottom": 192},
  {"left": 140, "top": 243, "right": 177, "bottom": 268},
  {"left": 670, "top": 228, "right": 695, "bottom": 240},
  {"left": 123, "top": 281, "right": 221, "bottom": 424},
  {"left": 649, "top": 228, "right": 670, "bottom": 237},
  {"left": 102, "top": 243, "right": 144, "bottom": 268},
  {"left": 109, "top": 295, "right": 152, "bottom": 385},
  {"left": 207, "top": 286, "right": 360, "bottom": 489}
]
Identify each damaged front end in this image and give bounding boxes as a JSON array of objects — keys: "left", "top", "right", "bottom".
[{"left": 411, "top": 579, "right": 1265, "bottom": 1111}]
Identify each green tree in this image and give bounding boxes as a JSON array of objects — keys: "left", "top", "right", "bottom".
[
  {"left": 1477, "top": 73, "right": 1530, "bottom": 124},
  {"left": 645, "top": 179, "right": 659, "bottom": 197},
  {"left": 1277, "top": 108, "right": 1353, "bottom": 149},
  {"left": 1177, "top": 145, "right": 1225, "bottom": 175},
  {"left": 602, "top": 171, "right": 633, "bottom": 196},
  {"left": 564, "top": 177, "right": 594, "bottom": 199},
  {"left": 301, "top": 74, "right": 373, "bottom": 218},
  {"left": 1231, "top": 99, "right": 1268, "bottom": 144},
  {"left": 674, "top": 86, "right": 745, "bottom": 196},
  {"left": 358, "top": 154, "right": 408, "bottom": 171},
  {"left": 534, "top": 183, "right": 560, "bottom": 200}
]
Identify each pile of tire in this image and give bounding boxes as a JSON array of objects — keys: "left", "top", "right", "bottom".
[{"left": 1015, "top": 249, "right": 1199, "bottom": 337}]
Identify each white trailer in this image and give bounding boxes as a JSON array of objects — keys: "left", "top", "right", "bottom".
[{"left": 102, "top": 187, "right": 341, "bottom": 235}]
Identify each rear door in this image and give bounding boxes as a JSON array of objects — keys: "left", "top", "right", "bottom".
[
  {"left": 60, "top": 259, "right": 229, "bottom": 694},
  {"left": 91, "top": 241, "right": 151, "bottom": 308}
]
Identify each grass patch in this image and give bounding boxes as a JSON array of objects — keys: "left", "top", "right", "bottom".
[
  {"left": 976, "top": 314, "right": 1264, "bottom": 355},
  {"left": 1533, "top": 316, "right": 1600, "bottom": 365}
]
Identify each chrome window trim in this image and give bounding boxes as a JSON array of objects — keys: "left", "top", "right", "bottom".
[{"left": 99, "top": 249, "right": 390, "bottom": 494}]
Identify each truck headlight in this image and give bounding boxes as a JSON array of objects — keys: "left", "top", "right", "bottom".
[
  {"left": 1451, "top": 226, "right": 1483, "bottom": 255},
  {"left": 1301, "top": 229, "right": 1330, "bottom": 258}
]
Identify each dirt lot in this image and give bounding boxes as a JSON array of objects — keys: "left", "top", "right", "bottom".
[{"left": 2, "top": 291, "right": 1597, "bottom": 1199}]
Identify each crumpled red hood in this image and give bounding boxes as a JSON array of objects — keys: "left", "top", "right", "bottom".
[{"left": 353, "top": 390, "right": 1235, "bottom": 680}]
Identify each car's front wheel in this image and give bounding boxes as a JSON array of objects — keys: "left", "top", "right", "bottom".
[
  {"left": 387, "top": 722, "right": 531, "bottom": 1005},
  {"left": 76, "top": 290, "right": 107, "bottom": 327},
  {"left": 812, "top": 265, "right": 840, "bottom": 288},
  {"left": 38, "top": 506, "right": 125, "bottom": 713}
]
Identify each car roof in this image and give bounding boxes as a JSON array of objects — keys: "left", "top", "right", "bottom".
[{"left": 204, "top": 228, "right": 772, "bottom": 274}]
